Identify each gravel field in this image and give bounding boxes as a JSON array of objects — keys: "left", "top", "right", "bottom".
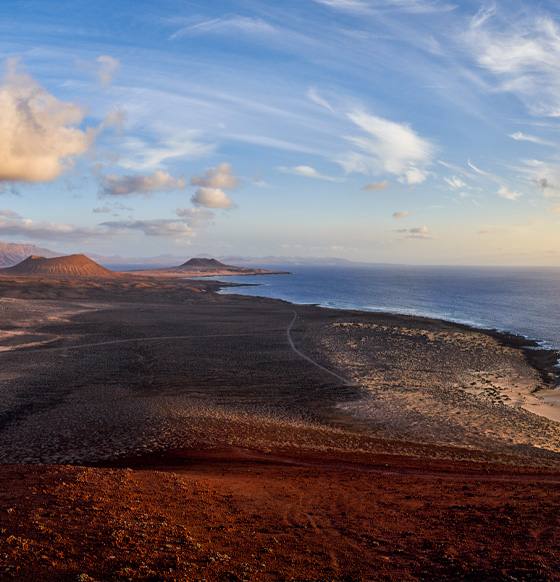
[
  {"left": 1, "top": 278, "right": 560, "bottom": 581},
  {"left": 0, "top": 280, "right": 559, "bottom": 467}
]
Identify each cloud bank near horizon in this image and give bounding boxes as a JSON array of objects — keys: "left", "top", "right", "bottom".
[{"left": 2, "top": 0, "right": 560, "bottom": 264}]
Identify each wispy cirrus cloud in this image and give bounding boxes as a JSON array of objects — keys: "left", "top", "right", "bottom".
[
  {"left": 497, "top": 186, "right": 522, "bottom": 201},
  {"left": 277, "top": 165, "right": 344, "bottom": 182},
  {"left": 313, "top": 0, "right": 370, "bottom": 11},
  {"left": 76, "top": 55, "right": 121, "bottom": 87},
  {"left": 170, "top": 16, "right": 275, "bottom": 41},
  {"left": 508, "top": 131, "right": 556, "bottom": 147},
  {"left": 467, "top": 159, "right": 527, "bottom": 202},
  {"left": 306, "top": 87, "right": 335, "bottom": 113},
  {"left": 444, "top": 175, "right": 467, "bottom": 189},
  {"left": 465, "top": 9, "right": 560, "bottom": 117},
  {"left": 96, "top": 56, "right": 120, "bottom": 86},
  {"left": 339, "top": 109, "right": 435, "bottom": 185},
  {"left": 119, "top": 131, "right": 215, "bottom": 171},
  {"left": 467, "top": 159, "right": 494, "bottom": 179},
  {"left": 515, "top": 158, "right": 560, "bottom": 205},
  {"left": 313, "top": 0, "right": 452, "bottom": 14}
]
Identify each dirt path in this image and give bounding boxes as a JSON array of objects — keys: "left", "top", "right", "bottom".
[{"left": 287, "top": 310, "right": 353, "bottom": 384}]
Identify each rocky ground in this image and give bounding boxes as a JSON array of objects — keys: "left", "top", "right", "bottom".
[
  {"left": 0, "top": 277, "right": 559, "bottom": 580},
  {"left": 293, "top": 309, "right": 560, "bottom": 461}
]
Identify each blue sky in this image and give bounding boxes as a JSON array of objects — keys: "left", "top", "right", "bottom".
[{"left": 1, "top": 0, "right": 560, "bottom": 264}]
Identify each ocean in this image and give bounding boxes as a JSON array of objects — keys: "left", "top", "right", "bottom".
[{"left": 216, "top": 264, "right": 560, "bottom": 352}]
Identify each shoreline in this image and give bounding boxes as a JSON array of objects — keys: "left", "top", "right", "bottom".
[
  {"left": 216, "top": 268, "right": 560, "bottom": 370},
  {"left": 2, "top": 277, "right": 560, "bottom": 579},
  {"left": 217, "top": 281, "right": 560, "bottom": 390},
  {"left": 220, "top": 284, "right": 560, "bottom": 431},
  {"left": 1, "top": 275, "right": 560, "bottom": 459}
]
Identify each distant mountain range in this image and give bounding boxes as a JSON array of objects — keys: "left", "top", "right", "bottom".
[
  {"left": 218, "top": 255, "right": 357, "bottom": 266},
  {"left": 0, "top": 243, "right": 182, "bottom": 268},
  {"left": 0, "top": 242, "right": 362, "bottom": 268},
  {"left": 0, "top": 253, "right": 286, "bottom": 280},
  {"left": 0, "top": 243, "right": 63, "bottom": 266}
]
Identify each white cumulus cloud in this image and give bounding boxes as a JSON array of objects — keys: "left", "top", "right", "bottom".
[
  {"left": 175, "top": 206, "right": 214, "bottom": 227},
  {"left": 362, "top": 180, "right": 389, "bottom": 191},
  {"left": 190, "top": 162, "right": 239, "bottom": 189},
  {"left": 189, "top": 163, "right": 239, "bottom": 210},
  {"left": 175, "top": 206, "right": 214, "bottom": 219},
  {"left": 0, "top": 58, "right": 94, "bottom": 183},
  {"left": 192, "top": 187, "right": 235, "bottom": 209},
  {"left": 100, "top": 170, "right": 187, "bottom": 196}
]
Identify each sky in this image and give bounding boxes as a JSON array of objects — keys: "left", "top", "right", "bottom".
[{"left": 1, "top": 0, "right": 560, "bottom": 265}]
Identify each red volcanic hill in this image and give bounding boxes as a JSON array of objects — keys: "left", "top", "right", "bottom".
[
  {"left": 129, "top": 257, "right": 289, "bottom": 277},
  {"left": 180, "top": 258, "right": 227, "bottom": 269},
  {"left": 0, "top": 254, "right": 120, "bottom": 278}
]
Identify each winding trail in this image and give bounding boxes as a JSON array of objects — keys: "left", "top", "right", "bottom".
[
  {"left": 287, "top": 310, "right": 353, "bottom": 385},
  {"left": 15, "top": 332, "right": 259, "bottom": 353},
  {"left": 3, "top": 310, "right": 354, "bottom": 389}
]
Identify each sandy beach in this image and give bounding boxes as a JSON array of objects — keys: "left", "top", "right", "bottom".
[{"left": 1, "top": 276, "right": 560, "bottom": 580}]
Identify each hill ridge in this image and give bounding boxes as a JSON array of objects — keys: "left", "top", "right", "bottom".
[
  {"left": 0, "top": 243, "right": 61, "bottom": 266},
  {"left": 0, "top": 254, "right": 120, "bottom": 278},
  {"left": 181, "top": 257, "right": 226, "bottom": 268}
]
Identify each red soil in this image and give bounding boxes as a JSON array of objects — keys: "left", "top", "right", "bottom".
[
  {"left": 1, "top": 446, "right": 559, "bottom": 581},
  {"left": 0, "top": 255, "right": 122, "bottom": 278}
]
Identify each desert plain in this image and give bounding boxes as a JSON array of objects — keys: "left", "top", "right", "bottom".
[{"left": 1, "top": 269, "right": 560, "bottom": 581}]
